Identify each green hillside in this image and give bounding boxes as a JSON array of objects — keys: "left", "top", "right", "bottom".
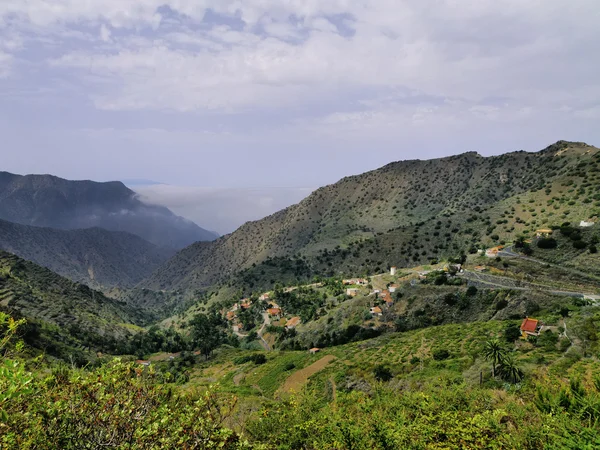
[
  {"left": 143, "top": 141, "right": 600, "bottom": 294},
  {"left": 0, "top": 219, "right": 173, "bottom": 289},
  {"left": 0, "top": 250, "right": 147, "bottom": 362}
]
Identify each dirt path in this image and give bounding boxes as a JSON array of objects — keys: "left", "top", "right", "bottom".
[
  {"left": 278, "top": 355, "right": 336, "bottom": 395},
  {"left": 233, "top": 372, "right": 245, "bottom": 386}
]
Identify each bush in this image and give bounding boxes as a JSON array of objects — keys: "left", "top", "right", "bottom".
[
  {"left": 432, "top": 349, "right": 450, "bottom": 361},
  {"left": 590, "top": 245, "right": 598, "bottom": 254},
  {"left": 1, "top": 360, "right": 248, "bottom": 449},
  {"left": 573, "top": 240, "right": 587, "bottom": 250},
  {"left": 504, "top": 325, "right": 522, "bottom": 343},
  {"left": 374, "top": 365, "right": 393, "bottom": 382},
  {"left": 234, "top": 353, "right": 267, "bottom": 365},
  {"left": 537, "top": 238, "right": 558, "bottom": 249},
  {"left": 466, "top": 286, "right": 478, "bottom": 296}
]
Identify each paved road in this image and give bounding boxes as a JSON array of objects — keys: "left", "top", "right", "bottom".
[
  {"left": 233, "top": 312, "right": 271, "bottom": 351},
  {"left": 499, "top": 245, "right": 600, "bottom": 282},
  {"left": 462, "top": 270, "right": 593, "bottom": 299}
]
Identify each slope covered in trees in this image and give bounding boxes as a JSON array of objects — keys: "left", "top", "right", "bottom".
[{"left": 144, "top": 141, "right": 600, "bottom": 293}]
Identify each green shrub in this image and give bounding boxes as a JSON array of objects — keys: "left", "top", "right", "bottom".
[
  {"left": 432, "top": 349, "right": 450, "bottom": 360},
  {"left": 373, "top": 365, "right": 393, "bottom": 382},
  {"left": 537, "top": 238, "right": 558, "bottom": 249}
]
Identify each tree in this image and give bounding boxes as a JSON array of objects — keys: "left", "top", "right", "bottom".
[
  {"left": 504, "top": 325, "right": 522, "bottom": 343},
  {"left": 483, "top": 338, "right": 506, "bottom": 378},
  {"left": 497, "top": 353, "right": 524, "bottom": 384},
  {"left": 189, "top": 314, "right": 226, "bottom": 360}
]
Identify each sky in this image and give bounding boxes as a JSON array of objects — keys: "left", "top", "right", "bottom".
[{"left": 1, "top": 1, "right": 599, "bottom": 233}]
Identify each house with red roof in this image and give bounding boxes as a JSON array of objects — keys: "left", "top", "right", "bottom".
[
  {"left": 267, "top": 307, "right": 282, "bottom": 319},
  {"left": 285, "top": 316, "right": 301, "bottom": 329},
  {"left": 520, "top": 317, "right": 540, "bottom": 338},
  {"left": 370, "top": 306, "right": 383, "bottom": 316}
]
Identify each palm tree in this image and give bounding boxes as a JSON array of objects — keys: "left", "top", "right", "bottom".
[
  {"left": 498, "top": 353, "right": 524, "bottom": 384},
  {"left": 483, "top": 338, "right": 506, "bottom": 378}
]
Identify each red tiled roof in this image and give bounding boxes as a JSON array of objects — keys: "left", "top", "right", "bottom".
[
  {"left": 520, "top": 318, "right": 539, "bottom": 333},
  {"left": 267, "top": 308, "right": 282, "bottom": 316},
  {"left": 286, "top": 317, "right": 301, "bottom": 328}
]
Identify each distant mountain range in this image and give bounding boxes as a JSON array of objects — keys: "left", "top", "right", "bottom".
[
  {"left": 0, "top": 219, "right": 173, "bottom": 289},
  {"left": 0, "top": 171, "right": 218, "bottom": 249},
  {"left": 142, "top": 141, "right": 600, "bottom": 293}
]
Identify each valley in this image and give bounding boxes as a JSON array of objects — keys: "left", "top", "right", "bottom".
[{"left": 2, "top": 141, "right": 600, "bottom": 449}]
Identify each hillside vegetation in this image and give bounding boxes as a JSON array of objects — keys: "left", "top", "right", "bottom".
[
  {"left": 0, "top": 250, "right": 146, "bottom": 362},
  {"left": 0, "top": 219, "right": 173, "bottom": 289},
  {"left": 144, "top": 141, "right": 600, "bottom": 294}
]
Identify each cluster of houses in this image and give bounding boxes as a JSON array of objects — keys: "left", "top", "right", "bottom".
[
  {"left": 224, "top": 292, "right": 302, "bottom": 333},
  {"left": 225, "top": 298, "right": 254, "bottom": 332},
  {"left": 264, "top": 301, "right": 301, "bottom": 330},
  {"left": 369, "top": 286, "right": 398, "bottom": 316}
]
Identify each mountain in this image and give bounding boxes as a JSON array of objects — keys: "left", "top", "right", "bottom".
[
  {"left": 0, "top": 250, "right": 146, "bottom": 361},
  {"left": 0, "top": 172, "right": 218, "bottom": 249},
  {"left": 0, "top": 219, "right": 173, "bottom": 289},
  {"left": 143, "top": 141, "right": 600, "bottom": 292}
]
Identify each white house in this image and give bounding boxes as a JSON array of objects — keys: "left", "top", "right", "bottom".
[
  {"left": 580, "top": 220, "right": 596, "bottom": 228},
  {"left": 390, "top": 267, "right": 397, "bottom": 276}
]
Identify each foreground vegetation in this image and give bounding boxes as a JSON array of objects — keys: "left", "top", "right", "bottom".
[{"left": 5, "top": 303, "right": 600, "bottom": 448}]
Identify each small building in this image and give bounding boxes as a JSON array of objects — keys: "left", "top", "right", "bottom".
[
  {"left": 346, "top": 288, "right": 359, "bottom": 297},
  {"left": 520, "top": 317, "right": 540, "bottom": 338},
  {"left": 259, "top": 293, "right": 271, "bottom": 301},
  {"left": 309, "top": 348, "right": 320, "bottom": 354},
  {"left": 535, "top": 229, "right": 553, "bottom": 238},
  {"left": 389, "top": 284, "right": 399, "bottom": 293},
  {"left": 485, "top": 246, "right": 504, "bottom": 258},
  {"left": 226, "top": 311, "right": 236, "bottom": 321},
  {"left": 286, "top": 316, "right": 301, "bottom": 329},
  {"left": 372, "top": 289, "right": 381, "bottom": 295},
  {"left": 580, "top": 220, "right": 595, "bottom": 228},
  {"left": 267, "top": 307, "right": 282, "bottom": 319},
  {"left": 390, "top": 266, "right": 397, "bottom": 276},
  {"left": 240, "top": 299, "right": 252, "bottom": 309},
  {"left": 370, "top": 306, "right": 383, "bottom": 316},
  {"left": 135, "top": 360, "right": 151, "bottom": 367},
  {"left": 343, "top": 278, "right": 368, "bottom": 286}
]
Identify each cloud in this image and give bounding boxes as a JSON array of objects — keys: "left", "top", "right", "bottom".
[
  {"left": 0, "top": 51, "right": 13, "bottom": 78},
  {"left": 0, "top": 0, "right": 599, "bottom": 196},
  {"left": 133, "top": 184, "right": 314, "bottom": 234},
  {"left": 2, "top": 0, "right": 597, "bottom": 115}
]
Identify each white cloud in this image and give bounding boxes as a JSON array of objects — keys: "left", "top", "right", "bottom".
[
  {"left": 1, "top": 0, "right": 596, "bottom": 115},
  {"left": 134, "top": 184, "right": 314, "bottom": 233},
  {"left": 99, "top": 24, "right": 111, "bottom": 42}
]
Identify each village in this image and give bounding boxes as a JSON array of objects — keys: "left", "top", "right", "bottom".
[{"left": 137, "top": 223, "right": 600, "bottom": 365}]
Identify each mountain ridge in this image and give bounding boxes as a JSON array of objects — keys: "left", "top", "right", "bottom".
[
  {"left": 142, "top": 141, "right": 600, "bottom": 293},
  {"left": 0, "top": 171, "right": 218, "bottom": 249},
  {"left": 0, "top": 218, "right": 173, "bottom": 289}
]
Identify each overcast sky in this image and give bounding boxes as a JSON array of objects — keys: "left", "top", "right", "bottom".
[{"left": 1, "top": 1, "right": 599, "bottom": 232}]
